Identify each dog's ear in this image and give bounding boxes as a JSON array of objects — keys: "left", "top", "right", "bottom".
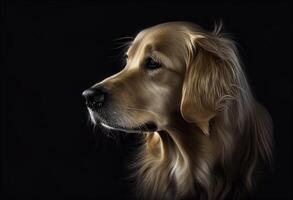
[
  {"left": 180, "top": 30, "right": 236, "bottom": 136},
  {"left": 180, "top": 45, "right": 216, "bottom": 136}
]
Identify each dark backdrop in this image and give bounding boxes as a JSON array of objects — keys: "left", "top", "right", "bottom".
[{"left": 1, "top": 1, "right": 292, "bottom": 199}]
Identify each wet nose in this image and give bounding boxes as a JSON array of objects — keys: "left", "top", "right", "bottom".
[{"left": 82, "top": 86, "right": 108, "bottom": 109}]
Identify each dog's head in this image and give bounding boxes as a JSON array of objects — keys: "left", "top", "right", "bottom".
[
  {"left": 83, "top": 22, "right": 244, "bottom": 135},
  {"left": 82, "top": 22, "right": 273, "bottom": 199}
]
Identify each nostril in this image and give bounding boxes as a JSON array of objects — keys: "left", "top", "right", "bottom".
[
  {"left": 93, "top": 94, "right": 105, "bottom": 106},
  {"left": 82, "top": 86, "right": 108, "bottom": 108}
]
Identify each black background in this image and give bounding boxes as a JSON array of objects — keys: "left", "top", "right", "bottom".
[{"left": 1, "top": 1, "right": 292, "bottom": 199}]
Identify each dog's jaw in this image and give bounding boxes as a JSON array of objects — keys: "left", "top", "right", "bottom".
[{"left": 101, "top": 122, "right": 144, "bottom": 133}]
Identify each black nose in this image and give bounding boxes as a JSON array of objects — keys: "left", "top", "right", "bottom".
[{"left": 82, "top": 86, "right": 108, "bottom": 109}]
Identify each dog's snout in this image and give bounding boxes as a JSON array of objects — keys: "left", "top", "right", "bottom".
[{"left": 82, "top": 86, "right": 108, "bottom": 109}]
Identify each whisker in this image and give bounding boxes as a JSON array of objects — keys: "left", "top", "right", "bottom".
[
  {"left": 113, "top": 41, "right": 132, "bottom": 50},
  {"left": 113, "top": 36, "right": 134, "bottom": 41}
]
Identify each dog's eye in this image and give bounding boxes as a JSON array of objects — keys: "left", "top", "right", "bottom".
[{"left": 145, "top": 57, "right": 161, "bottom": 70}]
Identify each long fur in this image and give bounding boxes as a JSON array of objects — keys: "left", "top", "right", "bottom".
[
  {"left": 86, "top": 22, "right": 273, "bottom": 200},
  {"left": 128, "top": 22, "right": 273, "bottom": 200}
]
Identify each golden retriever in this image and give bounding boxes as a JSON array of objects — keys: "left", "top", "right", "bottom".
[{"left": 82, "top": 21, "right": 273, "bottom": 200}]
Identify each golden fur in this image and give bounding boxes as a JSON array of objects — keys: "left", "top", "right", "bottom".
[{"left": 86, "top": 22, "right": 273, "bottom": 200}]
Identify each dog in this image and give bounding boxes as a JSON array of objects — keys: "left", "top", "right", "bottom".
[{"left": 82, "top": 22, "right": 273, "bottom": 200}]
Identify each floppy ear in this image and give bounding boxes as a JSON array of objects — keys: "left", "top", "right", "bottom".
[
  {"left": 180, "top": 30, "right": 235, "bottom": 136},
  {"left": 180, "top": 44, "right": 217, "bottom": 136}
]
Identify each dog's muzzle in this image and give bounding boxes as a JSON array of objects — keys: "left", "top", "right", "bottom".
[{"left": 82, "top": 85, "right": 159, "bottom": 133}]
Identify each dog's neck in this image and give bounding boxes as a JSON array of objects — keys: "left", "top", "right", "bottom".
[{"left": 135, "top": 116, "right": 217, "bottom": 199}]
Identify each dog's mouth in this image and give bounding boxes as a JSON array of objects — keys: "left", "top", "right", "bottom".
[
  {"left": 86, "top": 106, "right": 158, "bottom": 133},
  {"left": 100, "top": 121, "right": 158, "bottom": 133}
]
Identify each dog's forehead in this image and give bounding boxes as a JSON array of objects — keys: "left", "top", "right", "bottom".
[{"left": 127, "top": 25, "right": 188, "bottom": 58}]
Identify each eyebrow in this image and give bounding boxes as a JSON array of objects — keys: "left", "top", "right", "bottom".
[{"left": 126, "top": 42, "right": 182, "bottom": 74}]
